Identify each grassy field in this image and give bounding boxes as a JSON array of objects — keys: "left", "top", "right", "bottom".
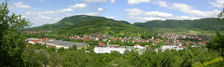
[{"left": 194, "top": 56, "right": 224, "bottom": 67}]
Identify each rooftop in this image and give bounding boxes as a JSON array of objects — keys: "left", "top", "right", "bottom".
[{"left": 46, "top": 40, "right": 89, "bottom": 47}]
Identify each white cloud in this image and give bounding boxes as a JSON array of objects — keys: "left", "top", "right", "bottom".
[
  {"left": 172, "top": 3, "right": 220, "bottom": 17},
  {"left": 143, "top": 17, "right": 164, "bottom": 21},
  {"left": 83, "top": 0, "right": 106, "bottom": 3},
  {"left": 175, "top": 16, "right": 199, "bottom": 20},
  {"left": 106, "top": 16, "right": 115, "bottom": 19},
  {"left": 23, "top": 3, "right": 90, "bottom": 27},
  {"left": 152, "top": 1, "right": 221, "bottom": 18},
  {"left": 57, "top": 3, "right": 87, "bottom": 13},
  {"left": 126, "top": 8, "right": 173, "bottom": 21},
  {"left": 145, "top": 11, "right": 173, "bottom": 17},
  {"left": 28, "top": 15, "right": 59, "bottom": 27},
  {"left": 110, "top": 0, "right": 115, "bottom": 3},
  {"left": 26, "top": 3, "right": 88, "bottom": 15},
  {"left": 60, "top": 8, "right": 73, "bottom": 12},
  {"left": 54, "top": 18, "right": 61, "bottom": 21},
  {"left": 26, "top": 11, "right": 56, "bottom": 15},
  {"left": 128, "top": 0, "right": 151, "bottom": 5},
  {"left": 125, "top": 7, "right": 214, "bottom": 21},
  {"left": 153, "top": 0, "right": 168, "bottom": 7},
  {"left": 126, "top": 8, "right": 173, "bottom": 17},
  {"left": 98, "top": 8, "right": 104, "bottom": 12},
  {"left": 125, "top": 8, "right": 143, "bottom": 16},
  {"left": 127, "top": 16, "right": 164, "bottom": 21},
  {"left": 70, "top": 3, "right": 88, "bottom": 8},
  {"left": 38, "top": 15, "right": 52, "bottom": 20},
  {"left": 210, "top": 0, "right": 224, "bottom": 8},
  {"left": 80, "top": 12, "right": 100, "bottom": 16},
  {"left": 13, "top": 1, "right": 30, "bottom": 9}
]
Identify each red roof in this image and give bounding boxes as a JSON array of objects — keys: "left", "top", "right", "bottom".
[
  {"left": 83, "top": 37, "right": 88, "bottom": 40},
  {"left": 98, "top": 42, "right": 105, "bottom": 46},
  {"left": 41, "top": 38, "right": 49, "bottom": 41},
  {"left": 179, "top": 46, "right": 186, "bottom": 48},
  {"left": 30, "top": 40, "right": 41, "bottom": 43},
  {"left": 198, "top": 42, "right": 204, "bottom": 45},
  {"left": 135, "top": 44, "right": 140, "bottom": 46}
]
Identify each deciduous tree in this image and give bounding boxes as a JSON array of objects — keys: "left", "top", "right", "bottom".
[
  {"left": 206, "top": 32, "right": 224, "bottom": 58},
  {"left": 0, "top": 1, "right": 30, "bottom": 66}
]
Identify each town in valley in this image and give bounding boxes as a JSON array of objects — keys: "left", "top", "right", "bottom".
[{"left": 26, "top": 32, "right": 211, "bottom": 54}]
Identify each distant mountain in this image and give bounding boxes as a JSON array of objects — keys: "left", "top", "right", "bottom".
[
  {"left": 25, "top": 15, "right": 150, "bottom": 36},
  {"left": 133, "top": 18, "right": 224, "bottom": 32},
  {"left": 26, "top": 15, "right": 223, "bottom": 36}
]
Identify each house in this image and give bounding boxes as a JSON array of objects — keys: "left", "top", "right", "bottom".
[
  {"left": 98, "top": 42, "right": 105, "bottom": 46},
  {"left": 26, "top": 38, "right": 42, "bottom": 44}
]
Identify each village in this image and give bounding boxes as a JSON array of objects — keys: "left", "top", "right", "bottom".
[{"left": 26, "top": 33, "right": 211, "bottom": 54}]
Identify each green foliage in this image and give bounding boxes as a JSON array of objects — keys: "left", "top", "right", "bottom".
[
  {"left": 25, "top": 15, "right": 153, "bottom": 37},
  {"left": 134, "top": 18, "right": 224, "bottom": 32},
  {"left": 0, "top": 1, "right": 30, "bottom": 66},
  {"left": 23, "top": 45, "right": 223, "bottom": 67},
  {"left": 206, "top": 32, "right": 224, "bottom": 57}
]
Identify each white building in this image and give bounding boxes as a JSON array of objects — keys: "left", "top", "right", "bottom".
[
  {"left": 161, "top": 45, "right": 183, "bottom": 52},
  {"left": 94, "top": 45, "right": 146, "bottom": 54},
  {"left": 134, "top": 45, "right": 144, "bottom": 49},
  {"left": 94, "top": 47, "right": 131, "bottom": 54}
]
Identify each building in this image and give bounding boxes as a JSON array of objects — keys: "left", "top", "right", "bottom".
[
  {"left": 94, "top": 47, "right": 131, "bottom": 54},
  {"left": 134, "top": 44, "right": 144, "bottom": 49},
  {"left": 161, "top": 45, "right": 183, "bottom": 52},
  {"left": 94, "top": 43, "right": 146, "bottom": 54},
  {"left": 26, "top": 38, "right": 89, "bottom": 49},
  {"left": 45, "top": 41, "right": 89, "bottom": 49},
  {"left": 26, "top": 38, "right": 42, "bottom": 44},
  {"left": 98, "top": 42, "right": 105, "bottom": 46}
]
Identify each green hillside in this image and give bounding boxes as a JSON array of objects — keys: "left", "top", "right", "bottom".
[
  {"left": 25, "top": 15, "right": 151, "bottom": 37},
  {"left": 134, "top": 18, "right": 224, "bottom": 33},
  {"left": 26, "top": 16, "right": 224, "bottom": 36}
]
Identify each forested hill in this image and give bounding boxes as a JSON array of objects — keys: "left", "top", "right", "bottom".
[
  {"left": 26, "top": 15, "right": 223, "bottom": 35},
  {"left": 25, "top": 15, "right": 150, "bottom": 36},
  {"left": 133, "top": 18, "right": 224, "bottom": 32},
  {"left": 26, "top": 15, "right": 130, "bottom": 30}
]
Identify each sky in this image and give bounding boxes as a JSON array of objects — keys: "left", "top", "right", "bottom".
[{"left": 1, "top": 0, "right": 223, "bottom": 27}]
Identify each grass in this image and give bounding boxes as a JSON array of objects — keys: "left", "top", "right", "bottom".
[{"left": 194, "top": 56, "right": 223, "bottom": 67}]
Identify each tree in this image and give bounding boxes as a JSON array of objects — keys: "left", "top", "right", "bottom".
[
  {"left": 22, "top": 48, "right": 50, "bottom": 67},
  {"left": 206, "top": 32, "right": 224, "bottom": 58},
  {"left": 218, "top": 8, "right": 224, "bottom": 20},
  {"left": 206, "top": 5, "right": 224, "bottom": 59},
  {"left": 0, "top": 1, "right": 30, "bottom": 66}
]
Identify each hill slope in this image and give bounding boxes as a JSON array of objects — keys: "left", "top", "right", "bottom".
[
  {"left": 133, "top": 18, "right": 224, "bottom": 33},
  {"left": 25, "top": 15, "right": 151, "bottom": 36}
]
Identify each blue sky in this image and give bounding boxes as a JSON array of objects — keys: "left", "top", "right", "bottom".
[{"left": 1, "top": 0, "right": 223, "bottom": 27}]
